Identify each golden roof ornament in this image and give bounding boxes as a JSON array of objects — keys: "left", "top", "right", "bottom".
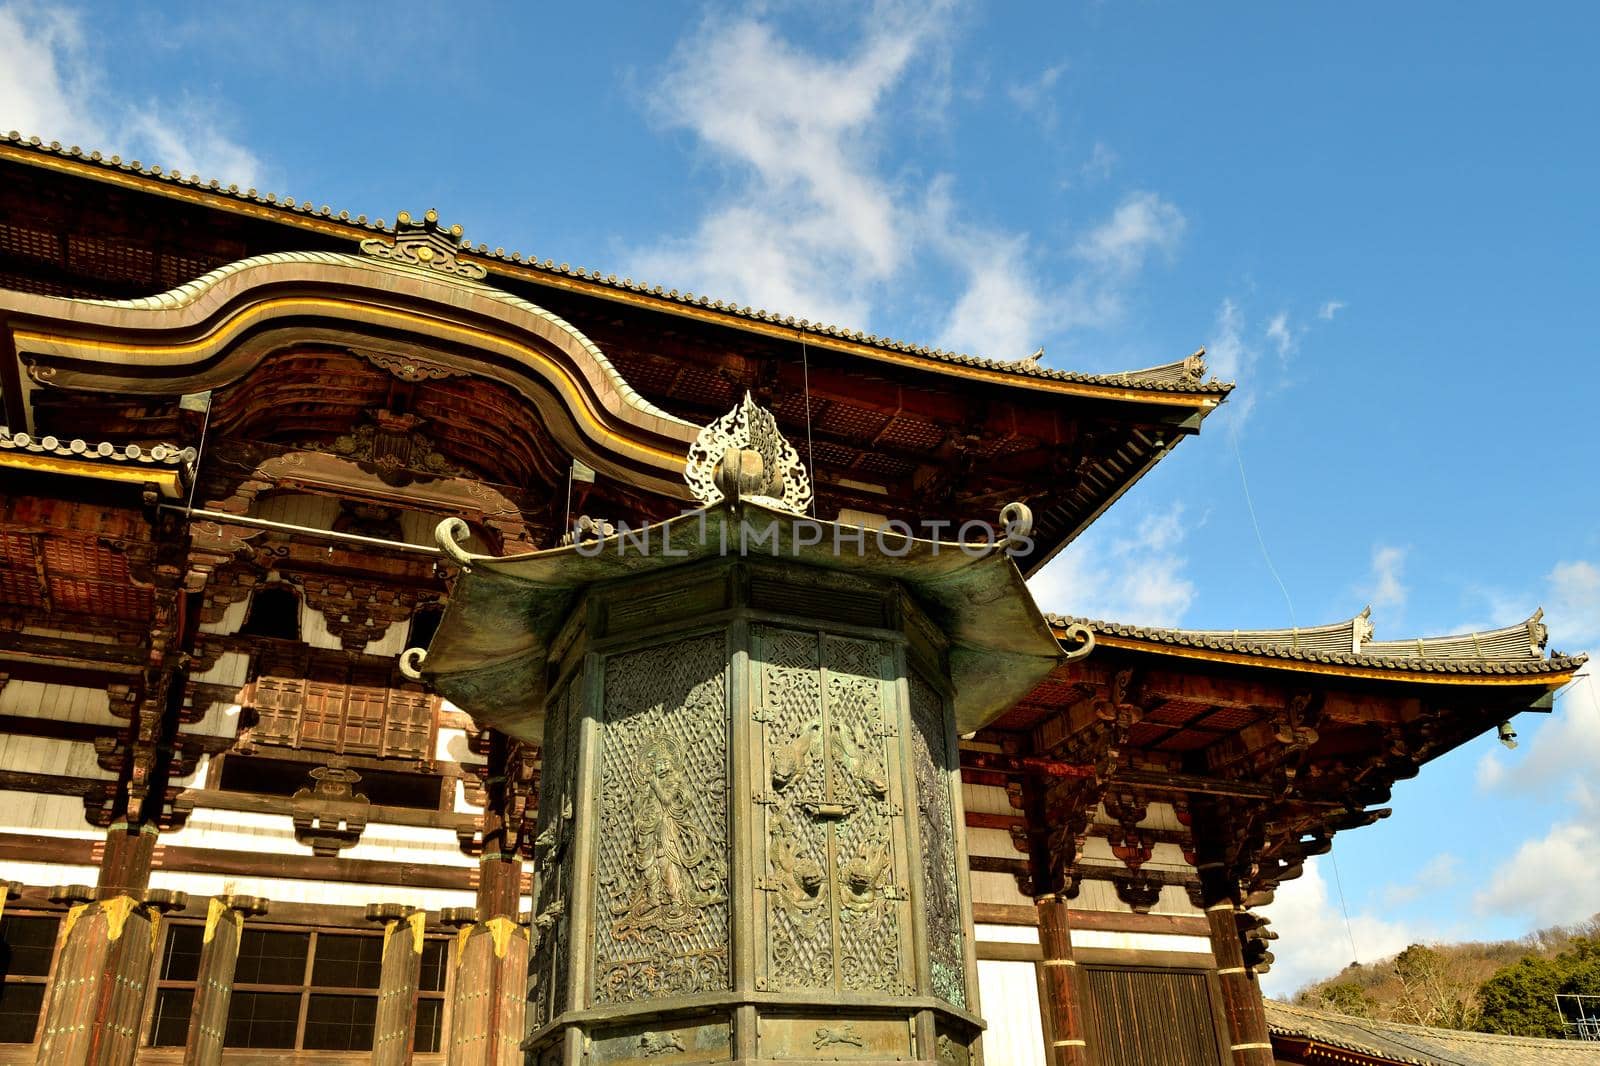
[
  {"left": 684, "top": 391, "right": 812, "bottom": 514},
  {"left": 359, "top": 208, "right": 487, "bottom": 280}
]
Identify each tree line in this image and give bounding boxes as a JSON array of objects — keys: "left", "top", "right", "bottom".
[{"left": 1293, "top": 913, "right": 1600, "bottom": 1037}]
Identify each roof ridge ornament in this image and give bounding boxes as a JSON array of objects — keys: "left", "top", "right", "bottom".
[
  {"left": 359, "top": 208, "right": 487, "bottom": 280},
  {"left": 684, "top": 391, "right": 812, "bottom": 515}
]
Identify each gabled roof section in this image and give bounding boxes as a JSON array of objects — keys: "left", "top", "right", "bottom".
[
  {"left": 1045, "top": 609, "right": 1586, "bottom": 681},
  {"left": 0, "top": 131, "right": 1231, "bottom": 402},
  {"left": 1267, "top": 1000, "right": 1600, "bottom": 1066}
]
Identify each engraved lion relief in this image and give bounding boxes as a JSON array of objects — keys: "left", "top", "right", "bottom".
[{"left": 610, "top": 733, "right": 727, "bottom": 938}]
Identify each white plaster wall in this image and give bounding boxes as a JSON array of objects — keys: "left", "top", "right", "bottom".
[
  {"left": 191, "top": 651, "right": 248, "bottom": 687},
  {"left": 964, "top": 826, "right": 1019, "bottom": 859},
  {"left": 976, "top": 923, "right": 1040, "bottom": 946},
  {"left": 0, "top": 735, "right": 114, "bottom": 780},
  {"left": 0, "top": 680, "right": 118, "bottom": 726},
  {"left": 976, "top": 960, "right": 1046, "bottom": 1066},
  {"left": 0, "top": 859, "right": 99, "bottom": 889},
  {"left": 0, "top": 793, "right": 101, "bottom": 838},
  {"left": 1070, "top": 929, "right": 1212, "bottom": 956},
  {"left": 198, "top": 597, "right": 248, "bottom": 636},
  {"left": 961, "top": 783, "right": 1015, "bottom": 817},
  {"left": 969, "top": 870, "right": 1031, "bottom": 907},
  {"left": 184, "top": 700, "right": 242, "bottom": 740},
  {"left": 144, "top": 870, "right": 488, "bottom": 914}
]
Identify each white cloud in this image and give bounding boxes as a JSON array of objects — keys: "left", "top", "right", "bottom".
[
  {"left": 1318, "top": 299, "right": 1346, "bottom": 320},
  {"left": 1073, "top": 191, "right": 1186, "bottom": 276},
  {"left": 1262, "top": 857, "right": 1430, "bottom": 998},
  {"left": 1546, "top": 559, "right": 1600, "bottom": 652},
  {"left": 1027, "top": 503, "right": 1196, "bottom": 625},
  {"left": 633, "top": 8, "right": 1185, "bottom": 362},
  {"left": 1477, "top": 661, "right": 1599, "bottom": 797},
  {"left": 631, "top": 7, "right": 947, "bottom": 329},
  {"left": 0, "top": 1, "right": 262, "bottom": 185},
  {"left": 1266, "top": 311, "right": 1295, "bottom": 358},
  {"left": 1475, "top": 774, "right": 1600, "bottom": 928},
  {"left": 1080, "top": 140, "right": 1117, "bottom": 183},
  {"left": 1474, "top": 663, "right": 1600, "bottom": 926},
  {"left": 1366, "top": 545, "right": 1408, "bottom": 614},
  {"left": 1006, "top": 60, "right": 1067, "bottom": 119},
  {"left": 1379, "top": 853, "right": 1461, "bottom": 908}
]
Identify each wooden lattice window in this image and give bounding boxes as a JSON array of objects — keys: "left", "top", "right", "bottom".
[
  {"left": 148, "top": 922, "right": 449, "bottom": 1051},
  {"left": 0, "top": 913, "right": 61, "bottom": 1044},
  {"left": 243, "top": 675, "right": 437, "bottom": 761}
]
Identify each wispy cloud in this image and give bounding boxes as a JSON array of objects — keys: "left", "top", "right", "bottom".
[
  {"left": 1366, "top": 544, "right": 1408, "bottom": 615},
  {"left": 1379, "top": 853, "right": 1461, "bottom": 908},
  {"left": 934, "top": 185, "right": 1183, "bottom": 361},
  {"left": 631, "top": 6, "right": 1185, "bottom": 362},
  {"left": 0, "top": 1, "right": 262, "bottom": 185},
  {"left": 1266, "top": 311, "right": 1296, "bottom": 358},
  {"left": 1027, "top": 502, "right": 1197, "bottom": 625},
  {"left": 1080, "top": 140, "right": 1117, "bottom": 184},
  {"left": 1546, "top": 559, "right": 1600, "bottom": 652},
  {"left": 1318, "top": 299, "right": 1346, "bottom": 320},
  {"left": 1006, "top": 59, "right": 1067, "bottom": 120}
]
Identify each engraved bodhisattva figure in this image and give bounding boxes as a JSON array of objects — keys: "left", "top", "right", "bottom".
[{"left": 612, "top": 734, "right": 726, "bottom": 939}]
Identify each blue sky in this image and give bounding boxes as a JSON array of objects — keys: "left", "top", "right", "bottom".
[{"left": 2, "top": 0, "right": 1596, "bottom": 995}]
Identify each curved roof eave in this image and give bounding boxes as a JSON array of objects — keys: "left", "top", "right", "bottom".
[
  {"left": 1048, "top": 612, "right": 1587, "bottom": 686},
  {"left": 0, "top": 132, "right": 1232, "bottom": 409},
  {"left": 1, "top": 249, "right": 706, "bottom": 500}
]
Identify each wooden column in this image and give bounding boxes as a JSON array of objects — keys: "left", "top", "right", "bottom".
[
  {"left": 1036, "top": 895, "right": 1092, "bottom": 1066},
  {"left": 1199, "top": 870, "right": 1273, "bottom": 1066},
  {"left": 37, "top": 888, "right": 185, "bottom": 1066},
  {"left": 445, "top": 914, "right": 529, "bottom": 1066},
  {"left": 183, "top": 896, "right": 267, "bottom": 1066},
  {"left": 369, "top": 904, "right": 427, "bottom": 1066},
  {"left": 97, "top": 822, "right": 158, "bottom": 899},
  {"left": 447, "top": 731, "right": 529, "bottom": 1066}
]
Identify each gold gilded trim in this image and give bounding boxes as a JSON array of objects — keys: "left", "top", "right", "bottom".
[
  {"left": 15, "top": 295, "right": 685, "bottom": 468},
  {"left": 0, "top": 453, "right": 183, "bottom": 496}
]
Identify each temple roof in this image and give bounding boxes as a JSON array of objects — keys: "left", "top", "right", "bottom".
[
  {"left": 1045, "top": 609, "right": 1586, "bottom": 680},
  {"left": 0, "top": 131, "right": 1229, "bottom": 398},
  {"left": 1266, "top": 1001, "right": 1600, "bottom": 1065},
  {"left": 0, "top": 425, "right": 194, "bottom": 497}
]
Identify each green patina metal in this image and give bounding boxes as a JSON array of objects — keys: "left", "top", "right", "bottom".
[{"left": 401, "top": 396, "right": 1083, "bottom": 1063}]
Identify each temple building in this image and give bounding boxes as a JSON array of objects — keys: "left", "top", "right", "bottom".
[{"left": 0, "top": 130, "right": 1585, "bottom": 1066}]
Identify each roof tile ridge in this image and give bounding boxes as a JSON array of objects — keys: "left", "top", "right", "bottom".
[{"left": 1, "top": 130, "right": 1238, "bottom": 394}]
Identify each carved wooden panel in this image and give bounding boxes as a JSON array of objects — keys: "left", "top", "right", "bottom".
[
  {"left": 754, "top": 626, "right": 909, "bottom": 996},
  {"left": 910, "top": 671, "right": 966, "bottom": 1009},
  {"left": 592, "top": 635, "right": 730, "bottom": 1004}
]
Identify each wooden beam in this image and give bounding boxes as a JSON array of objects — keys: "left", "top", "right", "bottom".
[
  {"left": 0, "top": 830, "right": 530, "bottom": 894},
  {"left": 178, "top": 787, "right": 475, "bottom": 832}
]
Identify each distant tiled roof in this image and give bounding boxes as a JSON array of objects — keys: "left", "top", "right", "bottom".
[
  {"left": 0, "top": 131, "right": 1232, "bottom": 396},
  {"left": 1267, "top": 1000, "right": 1600, "bottom": 1065},
  {"left": 1044, "top": 608, "right": 1587, "bottom": 677}
]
